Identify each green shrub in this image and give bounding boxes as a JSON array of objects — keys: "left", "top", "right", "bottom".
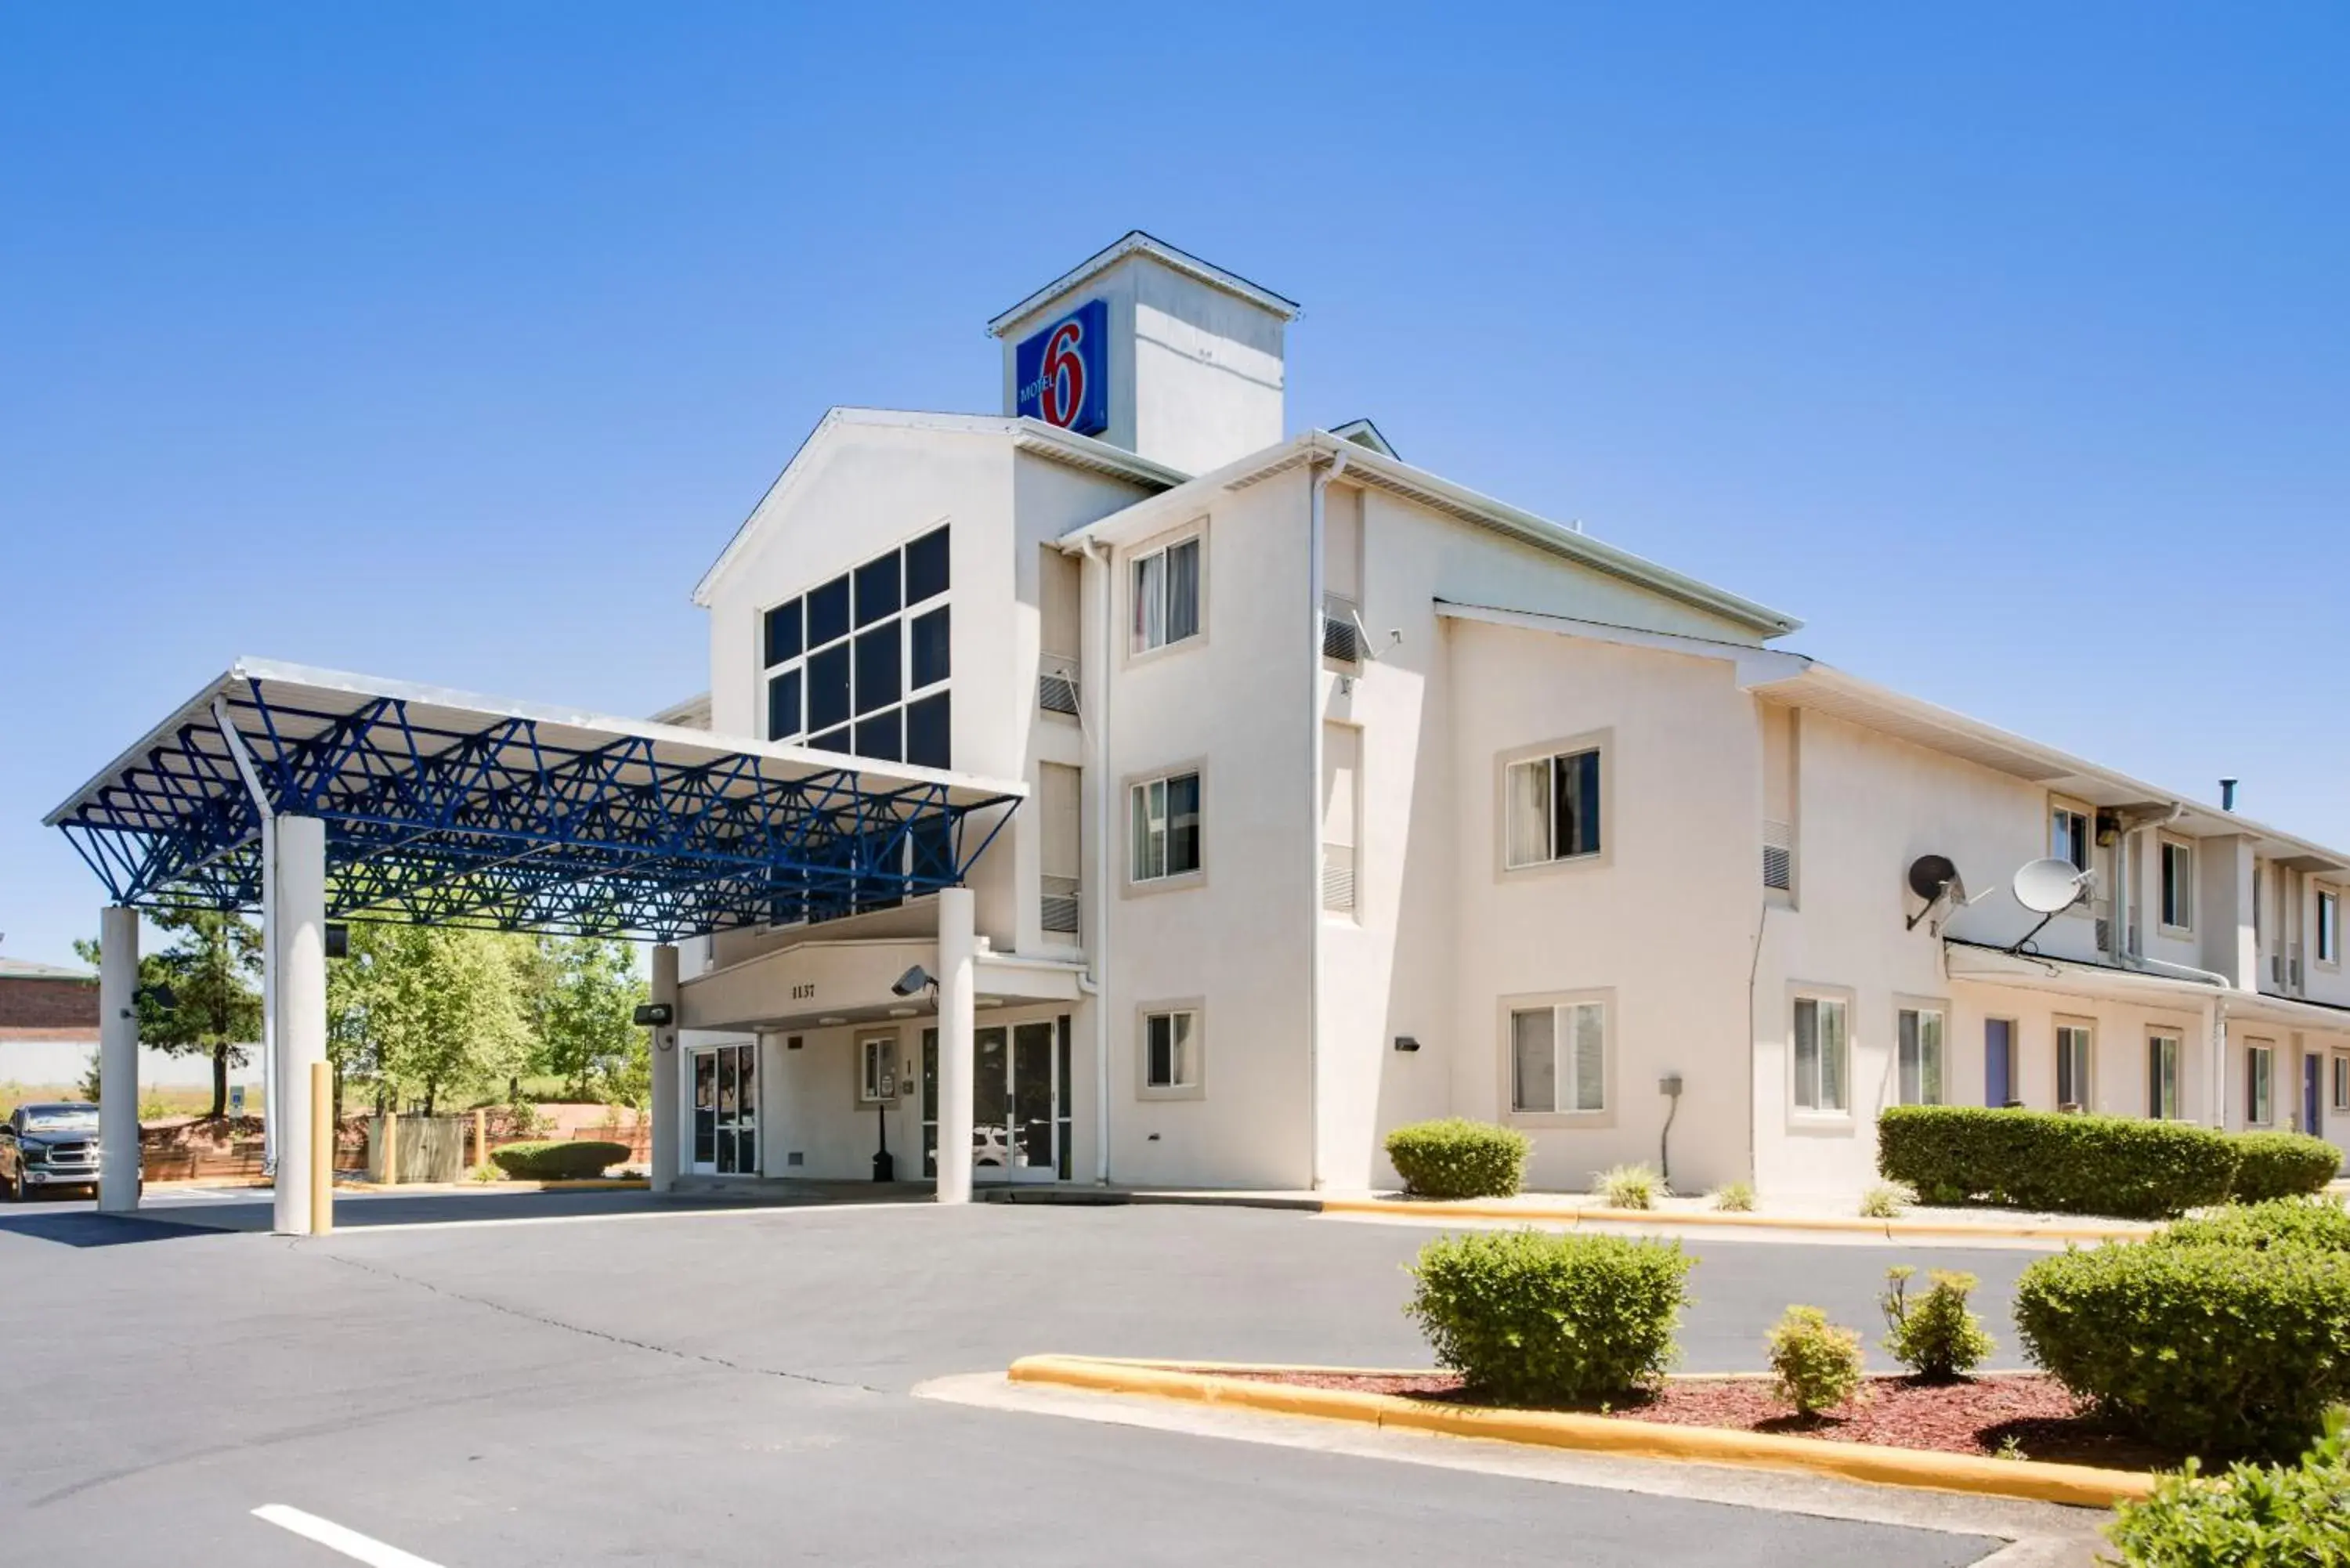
[
  {"left": 1766, "top": 1306, "right": 1866, "bottom": 1415},
  {"left": 488, "top": 1140, "right": 630, "bottom": 1180},
  {"left": 1879, "top": 1266, "right": 1994, "bottom": 1380},
  {"left": 2016, "top": 1241, "right": 2350, "bottom": 1456},
  {"left": 1859, "top": 1179, "right": 1916, "bottom": 1219},
  {"left": 2230, "top": 1131, "right": 2343, "bottom": 1202},
  {"left": 1877, "top": 1104, "right": 2240, "bottom": 1219},
  {"left": 1405, "top": 1229, "right": 1693, "bottom": 1405},
  {"left": 2160, "top": 1197, "right": 2350, "bottom": 1253},
  {"left": 1384, "top": 1118, "right": 1530, "bottom": 1200},
  {"left": 1595, "top": 1162, "right": 1666, "bottom": 1210},
  {"left": 1710, "top": 1179, "right": 1755, "bottom": 1212},
  {"left": 2105, "top": 1406, "right": 2350, "bottom": 1566}
]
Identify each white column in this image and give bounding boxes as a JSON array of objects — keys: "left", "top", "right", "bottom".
[
  {"left": 96, "top": 905, "right": 141, "bottom": 1213},
  {"left": 271, "top": 815, "right": 327, "bottom": 1237},
  {"left": 649, "top": 945, "right": 680, "bottom": 1194},
  {"left": 935, "top": 886, "right": 976, "bottom": 1204}
]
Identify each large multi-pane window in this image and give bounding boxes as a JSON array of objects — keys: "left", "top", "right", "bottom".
[
  {"left": 1506, "top": 747, "right": 1603, "bottom": 868},
  {"left": 1792, "top": 994, "right": 1849, "bottom": 1113},
  {"left": 2056, "top": 1021, "right": 2094, "bottom": 1109},
  {"left": 760, "top": 525, "right": 951, "bottom": 768},
  {"left": 1131, "top": 535, "right": 1202, "bottom": 652},
  {"left": 1130, "top": 771, "right": 1202, "bottom": 883},
  {"left": 1510, "top": 999, "right": 1607, "bottom": 1115},
  {"left": 1896, "top": 1006, "right": 1945, "bottom": 1106}
]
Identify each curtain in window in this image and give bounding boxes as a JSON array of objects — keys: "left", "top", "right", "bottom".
[
  {"left": 1166, "top": 538, "right": 1200, "bottom": 642},
  {"left": 1511, "top": 1007, "right": 1556, "bottom": 1113},
  {"left": 1793, "top": 998, "right": 1820, "bottom": 1109},
  {"left": 1818, "top": 999, "right": 1847, "bottom": 1111},
  {"left": 1569, "top": 1003, "right": 1605, "bottom": 1112},
  {"left": 1507, "top": 759, "right": 1551, "bottom": 867},
  {"left": 1166, "top": 773, "right": 1201, "bottom": 876},
  {"left": 1133, "top": 553, "right": 1165, "bottom": 649},
  {"left": 1132, "top": 781, "right": 1164, "bottom": 881}
]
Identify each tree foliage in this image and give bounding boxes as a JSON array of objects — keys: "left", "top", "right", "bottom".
[
  {"left": 327, "top": 923, "right": 533, "bottom": 1114},
  {"left": 533, "top": 937, "right": 649, "bottom": 1104},
  {"left": 76, "top": 911, "right": 261, "bottom": 1119}
]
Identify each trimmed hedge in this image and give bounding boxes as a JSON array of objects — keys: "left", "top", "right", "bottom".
[
  {"left": 1405, "top": 1230, "right": 1693, "bottom": 1405},
  {"left": 1385, "top": 1118, "right": 1530, "bottom": 1200},
  {"left": 2016, "top": 1241, "right": 2350, "bottom": 1456},
  {"left": 1878, "top": 1104, "right": 2239, "bottom": 1219},
  {"left": 489, "top": 1140, "right": 631, "bottom": 1180},
  {"left": 2231, "top": 1130, "right": 2344, "bottom": 1202},
  {"left": 2159, "top": 1197, "right": 2350, "bottom": 1253}
]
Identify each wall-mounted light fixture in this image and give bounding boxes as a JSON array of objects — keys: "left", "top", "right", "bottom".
[{"left": 1393, "top": 1035, "right": 1420, "bottom": 1053}]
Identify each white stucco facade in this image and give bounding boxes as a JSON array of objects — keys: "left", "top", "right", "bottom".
[{"left": 661, "top": 232, "right": 2350, "bottom": 1200}]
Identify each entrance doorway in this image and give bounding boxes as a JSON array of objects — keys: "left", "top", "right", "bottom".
[
  {"left": 689, "top": 1042, "right": 759, "bottom": 1176},
  {"left": 923, "top": 1017, "right": 1072, "bottom": 1183}
]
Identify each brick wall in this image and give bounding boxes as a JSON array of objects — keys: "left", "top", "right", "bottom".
[{"left": 0, "top": 976, "right": 101, "bottom": 1037}]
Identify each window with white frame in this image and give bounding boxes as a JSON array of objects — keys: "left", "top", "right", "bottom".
[
  {"left": 2159, "top": 840, "right": 2195, "bottom": 932},
  {"left": 2334, "top": 1053, "right": 2349, "bottom": 1112},
  {"left": 2056, "top": 1021, "right": 2094, "bottom": 1109},
  {"left": 2246, "top": 1041, "right": 2275, "bottom": 1125},
  {"left": 1130, "top": 771, "right": 1202, "bottom": 883},
  {"left": 759, "top": 525, "right": 950, "bottom": 767},
  {"left": 2320, "top": 889, "right": 2341, "bottom": 966},
  {"left": 1896, "top": 1006, "right": 1945, "bottom": 1106},
  {"left": 2147, "top": 1031, "right": 2182, "bottom": 1120},
  {"left": 1141, "top": 1009, "right": 1198, "bottom": 1093},
  {"left": 1506, "top": 747, "right": 1602, "bottom": 868},
  {"left": 2051, "top": 805, "right": 2091, "bottom": 873},
  {"left": 1509, "top": 999, "right": 1607, "bottom": 1115},
  {"left": 1792, "top": 994, "right": 1849, "bottom": 1113},
  {"left": 1130, "top": 534, "right": 1202, "bottom": 652},
  {"left": 859, "top": 1035, "right": 898, "bottom": 1104}
]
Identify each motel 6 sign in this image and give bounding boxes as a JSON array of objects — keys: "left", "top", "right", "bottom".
[{"left": 1014, "top": 298, "right": 1110, "bottom": 437}]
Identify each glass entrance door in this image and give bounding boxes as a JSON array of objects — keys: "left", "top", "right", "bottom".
[
  {"left": 924, "top": 1017, "right": 1071, "bottom": 1183},
  {"left": 689, "top": 1042, "right": 759, "bottom": 1176}
]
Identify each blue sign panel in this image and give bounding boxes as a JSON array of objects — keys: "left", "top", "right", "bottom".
[{"left": 1014, "top": 298, "right": 1109, "bottom": 436}]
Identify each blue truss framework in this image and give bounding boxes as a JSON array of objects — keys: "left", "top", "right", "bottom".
[{"left": 53, "top": 678, "right": 1019, "bottom": 941}]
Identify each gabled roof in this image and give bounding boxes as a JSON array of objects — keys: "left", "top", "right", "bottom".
[
  {"left": 692, "top": 409, "right": 1185, "bottom": 608},
  {"left": 1058, "top": 431, "right": 1803, "bottom": 639},
  {"left": 0, "top": 957, "right": 92, "bottom": 981},
  {"left": 985, "top": 230, "right": 1302, "bottom": 338},
  {"left": 1330, "top": 418, "right": 1397, "bottom": 459}
]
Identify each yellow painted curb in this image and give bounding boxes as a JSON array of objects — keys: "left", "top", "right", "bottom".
[
  {"left": 1007, "top": 1355, "right": 2157, "bottom": 1510},
  {"left": 1318, "top": 1197, "right": 2145, "bottom": 1244},
  {"left": 333, "top": 1177, "right": 649, "bottom": 1194}
]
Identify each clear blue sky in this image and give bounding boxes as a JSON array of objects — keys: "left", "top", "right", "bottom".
[{"left": 3, "top": 4, "right": 2345, "bottom": 967}]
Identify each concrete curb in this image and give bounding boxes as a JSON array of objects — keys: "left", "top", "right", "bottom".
[
  {"left": 1318, "top": 1197, "right": 2147, "bottom": 1244},
  {"left": 332, "top": 1177, "right": 649, "bottom": 1194},
  {"left": 1007, "top": 1354, "right": 2158, "bottom": 1510}
]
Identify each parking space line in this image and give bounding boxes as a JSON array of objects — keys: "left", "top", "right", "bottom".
[{"left": 251, "top": 1505, "right": 447, "bottom": 1567}]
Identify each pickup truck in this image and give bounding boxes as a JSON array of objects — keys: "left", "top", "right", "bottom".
[{"left": 0, "top": 1103, "right": 111, "bottom": 1199}]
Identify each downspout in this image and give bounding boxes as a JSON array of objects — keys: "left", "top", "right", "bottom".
[
  {"left": 1306, "top": 449, "right": 1347, "bottom": 1190},
  {"left": 212, "top": 697, "right": 277, "bottom": 1173},
  {"left": 1082, "top": 539, "right": 1115, "bottom": 1185}
]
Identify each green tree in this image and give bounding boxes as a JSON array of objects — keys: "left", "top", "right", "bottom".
[
  {"left": 537, "top": 937, "right": 649, "bottom": 1102},
  {"left": 327, "top": 923, "right": 533, "bottom": 1115},
  {"left": 77, "top": 911, "right": 261, "bottom": 1119}
]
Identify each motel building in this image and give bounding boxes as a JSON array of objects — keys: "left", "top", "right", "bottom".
[{"left": 47, "top": 233, "right": 2350, "bottom": 1229}]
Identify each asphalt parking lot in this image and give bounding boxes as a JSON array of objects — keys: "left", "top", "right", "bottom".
[{"left": 0, "top": 1194, "right": 2044, "bottom": 1566}]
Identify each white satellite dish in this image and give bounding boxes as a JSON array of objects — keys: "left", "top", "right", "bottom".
[{"left": 2013, "top": 857, "right": 2091, "bottom": 915}]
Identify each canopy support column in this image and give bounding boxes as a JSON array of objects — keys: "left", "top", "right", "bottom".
[
  {"left": 272, "top": 815, "right": 328, "bottom": 1237},
  {"left": 935, "top": 887, "right": 976, "bottom": 1204},
  {"left": 649, "top": 945, "right": 680, "bottom": 1194},
  {"left": 96, "top": 905, "right": 140, "bottom": 1213}
]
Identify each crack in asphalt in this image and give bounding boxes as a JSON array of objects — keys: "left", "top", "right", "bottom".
[{"left": 319, "top": 1248, "right": 892, "bottom": 1396}]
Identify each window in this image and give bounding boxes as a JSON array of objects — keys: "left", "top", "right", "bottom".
[
  {"left": 1984, "top": 1018, "right": 2019, "bottom": 1107},
  {"left": 1792, "top": 994, "right": 1849, "bottom": 1113},
  {"left": 2159, "top": 840, "right": 2195, "bottom": 932},
  {"left": 2051, "top": 805, "right": 2091, "bottom": 873},
  {"left": 1506, "top": 747, "right": 1603, "bottom": 868},
  {"left": 2246, "top": 1042, "right": 2275, "bottom": 1125},
  {"left": 1130, "top": 771, "right": 1202, "bottom": 883},
  {"left": 2334, "top": 1053, "right": 2349, "bottom": 1112},
  {"left": 2320, "top": 889, "right": 2341, "bottom": 966},
  {"left": 1131, "top": 534, "right": 1202, "bottom": 652},
  {"left": 859, "top": 1035, "right": 898, "bottom": 1104},
  {"left": 1896, "top": 1006, "right": 1945, "bottom": 1106},
  {"left": 1141, "top": 1009, "right": 1198, "bottom": 1093},
  {"left": 2147, "top": 1031, "right": 2181, "bottom": 1120},
  {"left": 757, "top": 525, "right": 951, "bottom": 768},
  {"left": 2056, "top": 1022, "right": 2094, "bottom": 1110},
  {"left": 1509, "top": 999, "right": 1607, "bottom": 1115}
]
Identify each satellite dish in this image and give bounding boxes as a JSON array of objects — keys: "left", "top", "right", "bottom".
[
  {"left": 1907, "top": 855, "right": 1959, "bottom": 902},
  {"left": 2013, "top": 857, "right": 2090, "bottom": 915}
]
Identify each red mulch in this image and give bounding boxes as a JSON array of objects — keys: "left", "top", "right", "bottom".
[{"left": 1208, "top": 1369, "right": 2183, "bottom": 1470}]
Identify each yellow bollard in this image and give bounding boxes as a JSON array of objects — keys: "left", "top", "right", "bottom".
[{"left": 309, "top": 1060, "right": 334, "bottom": 1236}]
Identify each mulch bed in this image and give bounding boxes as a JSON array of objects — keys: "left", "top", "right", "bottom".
[{"left": 1208, "top": 1368, "right": 2185, "bottom": 1470}]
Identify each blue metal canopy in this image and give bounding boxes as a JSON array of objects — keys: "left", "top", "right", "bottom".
[{"left": 45, "top": 659, "right": 1024, "bottom": 941}]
